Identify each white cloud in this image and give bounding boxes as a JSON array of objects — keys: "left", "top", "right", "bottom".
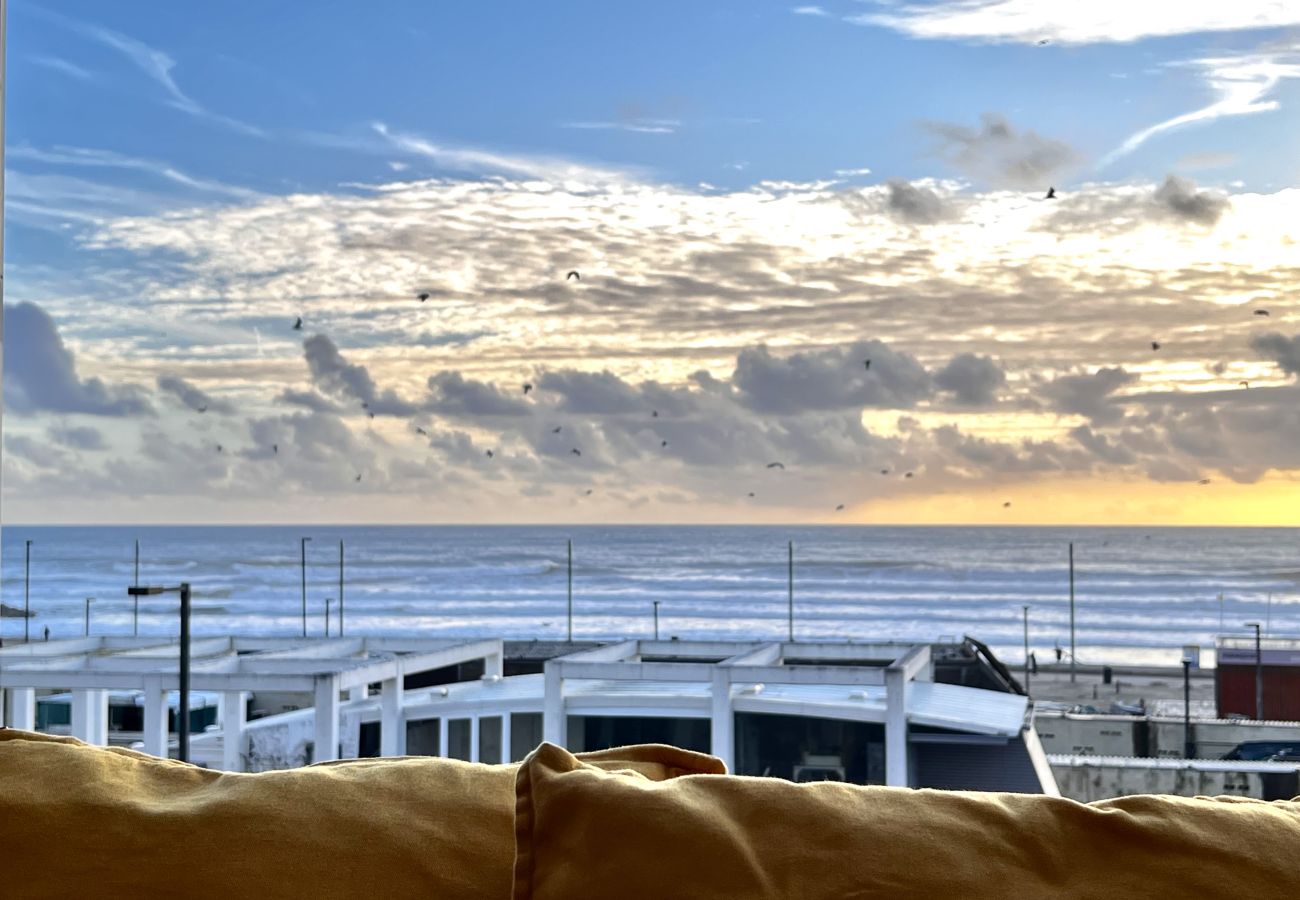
[
  {"left": 1100, "top": 49, "right": 1300, "bottom": 167},
  {"left": 29, "top": 55, "right": 93, "bottom": 80},
  {"left": 560, "top": 118, "right": 681, "bottom": 134},
  {"left": 852, "top": 1, "right": 1300, "bottom": 45},
  {"left": 793, "top": 6, "right": 829, "bottom": 16},
  {"left": 37, "top": 10, "right": 264, "bottom": 136},
  {"left": 10, "top": 145, "right": 260, "bottom": 199}
]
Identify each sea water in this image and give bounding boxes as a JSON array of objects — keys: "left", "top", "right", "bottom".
[{"left": 2, "top": 525, "right": 1297, "bottom": 666}]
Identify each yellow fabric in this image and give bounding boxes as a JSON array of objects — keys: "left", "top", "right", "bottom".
[
  {"left": 514, "top": 741, "right": 1300, "bottom": 900},
  {"left": 0, "top": 729, "right": 704, "bottom": 900}
]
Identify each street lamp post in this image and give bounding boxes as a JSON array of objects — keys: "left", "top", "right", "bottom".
[
  {"left": 653, "top": 601, "right": 660, "bottom": 641},
  {"left": 325, "top": 598, "right": 333, "bottom": 638},
  {"left": 23, "top": 539, "right": 31, "bottom": 643},
  {"left": 787, "top": 540, "right": 795, "bottom": 642},
  {"left": 127, "top": 583, "right": 192, "bottom": 762},
  {"left": 84, "top": 597, "right": 95, "bottom": 636},
  {"left": 1244, "top": 622, "right": 1263, "bottom": 720},
  {"left": 300, "top": 537, "right": 312, "bottom": 638}
]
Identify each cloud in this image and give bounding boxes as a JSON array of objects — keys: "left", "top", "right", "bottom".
[
  {"left": 1100, "top": 50, "right": 1300, "bottom": 167},
  {"left": 38, "top": 11, "right": 264, "bottom": 137},
  {"left": 276, "top": 389, "right": 345, "bottom": 414},
  {"left": 371, "top": 122, "right": 633, "bottom": 183},
  {"left": 157, "top": 375, "right": 236, "bottom": 414},
  {"left": 560, "top": 119, "right": 681, "bottom": 134},
  {"left": 851, "top": 2, "right": 1300, "bottom": 45},
  {"left": 923, "top": 113, "right": 1077, "bottom": 189},
  {"left": 934, "top": 353, "right": 1007, "bottom": 406},
  {"left": 425, "top": 371, "right": 531, "bottom": 417},
  {"left": 29, "top": 55, "right": 93, "bottom": 80},
  {"left": 2, "top": 302, "right": 152, "bottom": 416},
  {"left": 302, "top": 335, "right": 417, "bottom": 415},
  {"left": 885, "top": 179, "right": 952, "bottom": 224},
  {"left": 1151, "top": 175, "right": 1230, "bottom": 225},
  {"left": 47, "top": 424, "right": 108, "bottom": 451},
  {"left": 9, "top": 145, "right": 259, "bottom": 199},
  {"left": 1039, "top": 367, "right": 1137, "bottom": 424},
  {"left": 792, "top": 6, "right": 829, "bottom": 16},
  {"left": 731, "top": 342, "right": 932, "bottom": 413},
  {"left": 1251, "top": 332, "right": 1300, "bottom": 376}
]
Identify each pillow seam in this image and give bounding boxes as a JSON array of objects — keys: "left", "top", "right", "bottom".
[{"left": 513, "top": 758, "right": 537, "bottom": 900}]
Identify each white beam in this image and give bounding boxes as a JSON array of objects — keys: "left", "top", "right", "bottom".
[
  {"left": 884, "top": 667, "right": 908, "bottom": 787},
  {"left": 718, "top": 643, "right": 782, "bottom": 668},
  {"left": 379, "top": 677, "right": 401, "bottom": 757},
  {"left": 891, "top": 645, "right": 932, "bottom": 682},
  {"left": 312, "top": 675, "right": 340, "bottom": 763},
  {"left": 731, "top": 665, "right": 887, "bottom": 686},
  {"left": 222, "top": 691, "right": 248, "bottom": 772},
  {"left": 553, "top": 640, "right": 639, "bottom": 664},
  {"left": 4, "top": 688, "right": 35, "bottom": 731},
  {"left": 71, "top": 689, "right": 108, "bottom": 746},
  {"left": 141, "top": 676, "right": 168, "bottom": 759},
  {"left": 501, "top": 713, "right": 513, "bottom": 764},
  {"left": 556, "top": 660, "right": 716, "bottom": 682},
  {"left": 469, "top": 715, "right": 480, "bottom": 763},
  {"left": 543, "top": 662, "right": 564, "bottom": 746},
  {"left": 710, "top": 669, "right": 734, "bottom": 773}
]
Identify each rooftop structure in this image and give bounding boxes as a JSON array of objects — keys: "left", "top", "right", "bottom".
[{"left": 1, "top": 636, "right": 1055, "bottom": 793}]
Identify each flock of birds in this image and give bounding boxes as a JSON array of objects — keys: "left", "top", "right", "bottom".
[{"left": 197, "top": 182, "right": 1272, "bottom": 515}]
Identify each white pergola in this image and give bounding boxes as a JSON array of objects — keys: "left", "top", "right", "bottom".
[
  {"left": 541, "top": 640, "right": 937, "bottom": 784},
  {"left": 0, "top": 636, "right": 503, "bottom": 770}
]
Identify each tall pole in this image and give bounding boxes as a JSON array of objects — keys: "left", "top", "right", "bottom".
[
  {"left": 1249, "top": 622, "right": 1263, "bottom": 720},
  {"left": 23, "top": 539, "right": 31, "bottom": 643},
  {"left": 1068, "top": 542, "right": 1076, "bottom": 683},
  {"left": 1218, "top": 592, "right": 1224, "bottom": 635},
  {"left": 653, "top": 600, "right": 660, "bottom": 641},
  {"left": 133, "top": 539, "right": 140, "bottom": 636},
  {"left": 1022, "top": 605, "right": 1031, "bottom": 696},
  {"left": 325, "top": 598, "right": 332, "bottom": 638},
  {"left": 787, "top": 540, "right": 794, "bottom": 642},
  {"left": 338, "top": 539, "right": 344, "bottom": 637},
  {"left": 1182, "top": 659, "right": 1193, "bottom": 758},
  {"left": 179, "top": 582, "right": 191, "bottom": 763},
  {"left": 84, "top": 597, "right": 94, "bottom": 636},
  {"left": 300, "top": 537, "right": 311, "bottom": 638},
  {"left": 566, "top": 539, "right": 573, "bottom": 642}
]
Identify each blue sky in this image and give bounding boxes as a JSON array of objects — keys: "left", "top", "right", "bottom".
[{"left": 7, "top": 1, "right": 1300, "bottom": 524}]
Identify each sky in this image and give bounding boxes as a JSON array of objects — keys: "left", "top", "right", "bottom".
[{"left": 5, "top": 1, "right": 1300, "bottom": 525}]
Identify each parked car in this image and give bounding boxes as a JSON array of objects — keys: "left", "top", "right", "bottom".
[{"left": 1221, "top": 741, "right": 1300, "bottom": 761}]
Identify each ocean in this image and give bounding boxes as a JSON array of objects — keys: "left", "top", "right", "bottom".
[{"left": 2, "top": 525, "right": 1296, "bottom": 667}]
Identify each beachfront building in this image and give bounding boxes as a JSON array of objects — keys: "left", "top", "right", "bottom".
[{"left": 0, "top": 636, "right": 1055, "bottom": 793}]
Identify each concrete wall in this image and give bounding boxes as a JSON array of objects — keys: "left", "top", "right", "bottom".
[
  {"left": 242, "top": 708, "right": 317, "bottom": 772},
  {"left": 1051, "top": 760, "right": 1295, "bottom": 803}
]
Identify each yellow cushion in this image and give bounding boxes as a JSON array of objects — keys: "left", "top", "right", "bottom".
[
  {"left": 0, "top": 728, "right": 709, "bottom": 900},
  {"left": 513, "top": 741, "right": 1300, "bottom": 900}
]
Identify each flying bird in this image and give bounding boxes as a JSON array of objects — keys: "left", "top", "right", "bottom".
[
  {"left": 661, "top": 440, "right": 668, "bottom": 448},
  {"left": 584, "top": 489, "right": 593, "bottom": 496},
  {"left": 216, "top": 444, "right": 223, "bottom": 453},
  {"left": 1045, "top": 187, "right": 1056, "bottom": 199},
  {"left": 415, "top": 426, "right": 428, "bottom": 436},
  {"left": 1003, "top": 501, "right": 1011, "bottom": 508},
  {"left": 766, "top": 462, "right": 785, "bottom": 470},
  {"left": 417, "top": 292, "right": 430, "bottom": 302},
  {"left": 273, "top": 444, "right": 279, "bottom": 455},
  {"left": 485, "top": 449, "right": 494, "bottom": 458},
  {"left": 879, "top": 469, "right": 889, "bottom": 475},
  {"left": 1254, "top": 309, "right": 1270, "bottom": 316},
  {"left": 571, "top": 448, "right": 582, "bottom": 456},
  {"left": 652, "top": 410, "right": 659, "bottom": 418},
  {"left": 566, "top": 271, "right": 580, "bottom": 281},
  {"left": 835, "top": 504, "right": 845, "bottom": 512},
  {"left": 1151, "top": 341, "right": 1161, "bottom": 351},
  {"left": 196, "top": 405, "right": 207, "bottom": 413},
  {"left": 355, "top": 474, "right": 362, "bottom": 482},
  {"left": 1197, "top": 478, "right": 1211, "bottom": 485},
  {"left": 367, "top": 412, "right": 375, "bottom": 420},
  {"left": 293, "top": 317, "right": 303, "bottom": 331},
  {"left": 552, "top": 426, "right": 562, "bottom": 434},
  {"left": 1036, "top": 38, "right": 1050, "bottom": 45},
  {"left": 747, "top": 492, "right": 756, "bottom": 498},
  {"left": 863, "top": 359, "right": 871, "bottom": 371},
  {"left": 523, "top": 383, "right": 533, "bottom": 395},
  {"left": 904, "top": 472, "right": 914, "bottom": 479}
]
